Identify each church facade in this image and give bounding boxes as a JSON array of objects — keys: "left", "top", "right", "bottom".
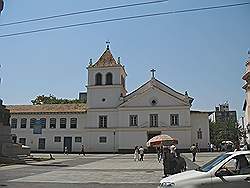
[{"left": 8, "top": 46, "right": 210, "bottom": 153}]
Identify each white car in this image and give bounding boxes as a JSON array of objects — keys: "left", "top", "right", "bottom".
[{"left": 159, "top": 151, "right": 250, "bottom": 188}]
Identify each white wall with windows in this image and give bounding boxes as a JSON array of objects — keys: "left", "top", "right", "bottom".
[
  {"left": 8, "top": 47, "right": 210, "bottom": 152},
  {"left": 10, "top": 112, "right": 86, "bottom": 152},
  {"left": 190, "top": 111, "right": 210, "bottom": 149}
]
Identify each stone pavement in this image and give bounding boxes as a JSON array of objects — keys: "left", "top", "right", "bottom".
[
  {"left": 0, "top": 152, "right": 223, "bottom": 188},
  {"left": 8, "top": 154, "right": 163, "bottom": 184}
]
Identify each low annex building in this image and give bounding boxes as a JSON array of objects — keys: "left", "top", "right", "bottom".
[{"left": 8, "top": 46, "right": 210, "bottom": 153}]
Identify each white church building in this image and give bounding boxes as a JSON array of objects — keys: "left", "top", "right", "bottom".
[{"left": 8, "top": 45, "right": 210, "bottom": 153}]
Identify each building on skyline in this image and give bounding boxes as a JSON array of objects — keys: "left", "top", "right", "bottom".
[
  {"left": 242, "top": 54, "right": 250, "bottom": 145},
  {"left": 7, "top": 45, "right": 210, "bottom": 152},
  {"left": 209, "top": 102, "right": 237, "bottom": 124}
]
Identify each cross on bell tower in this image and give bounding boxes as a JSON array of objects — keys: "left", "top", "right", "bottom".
[
  {"left": 150, "top": 68, "right": 156, "bottom": 79},
  {"left": 106, "top": 41, "right": 110, "bottom": 50}
]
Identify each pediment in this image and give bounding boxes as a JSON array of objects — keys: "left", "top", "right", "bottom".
[{"left": 120, "top": 84, "right": 190, "bottom": 108}]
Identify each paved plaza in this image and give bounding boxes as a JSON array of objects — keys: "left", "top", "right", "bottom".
[{"left": 0, "top": 152, "right": 221, "bottom": 188}]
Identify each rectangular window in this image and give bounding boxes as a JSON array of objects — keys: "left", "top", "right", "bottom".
[
  {"left": 40, "top": 118, "right": 46, "bottom": 129},
  {"left": 11, "top": 118, "right": 17, "bottom": 128},
  {"left": 54, "top": 136, "right": 61, "bottom": 142},
  {"left": 30, "top": 118, "right": 36, "bottom": 128},
  {"left": 99, "top": 116, "right": 107, "bottom": 128},
  {"left": 170, "top": 114, "right": 179, "bottom": 126},
  {"left": 20, "top": 118, "right": 27, "bottom": 128},
  {"left": 70, "top": 118, "right": 77, "bottom": 129},
  {"left": 50, "top": 118, "right": 56, "bottom": 129},
  {"left": 150, "top": 114, "right": 158, "bottom": 127},
  {"left": 129, "top": 115, "right": 138, "bottom": 126},
  {"left": 75, "top": 137, "right": 82, "bottom": 143},
  {"left": 19, "top": 138, "right": 26, "bottom": 145},
  {"left": 60, "top": 118, "right": 67, "bottom": 128},
  {"left": 38, "top": 138, "right": 46, "bottom": 149},
  {"left": 99, "top": 136, "right": 107, "bottom": 143}
]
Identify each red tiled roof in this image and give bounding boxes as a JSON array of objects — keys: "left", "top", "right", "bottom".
[
  {"left": 7, "top": 103, "right": 86, "bottom": 114},
  {"left": 91, "top": 48, "right": 119, "bottom": 68}
]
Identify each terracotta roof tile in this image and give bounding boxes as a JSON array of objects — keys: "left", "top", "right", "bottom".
[
  {"left": 92, "top": 48, "right": 119, "bottom": 68},
  {"left": 7, "top": 103, "right": 86, "bottom": 114}
]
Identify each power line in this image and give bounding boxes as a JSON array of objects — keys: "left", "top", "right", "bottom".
[
  {"left": 0, "top": 0, "right": 169, "bottom": 27},
  {"left": 0, "top": 2, "right": 249, "bottom": 39}
]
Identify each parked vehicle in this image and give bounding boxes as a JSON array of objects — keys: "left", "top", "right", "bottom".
[{"left": 159, "top": 151, "right": 250, "bottom": 188}]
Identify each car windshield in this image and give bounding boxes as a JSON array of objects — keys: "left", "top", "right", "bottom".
[{"left": 197, "top": 153, "right": 231, "bottom": 172}]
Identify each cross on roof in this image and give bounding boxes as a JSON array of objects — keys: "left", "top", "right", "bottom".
[
  {"left": 150, "top": 68, "right": 156, "bottom": 79},
  {"left": 106, "top": 41, "right": 110, "bottom": 50}
]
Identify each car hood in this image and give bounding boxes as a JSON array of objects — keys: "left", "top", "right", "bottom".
[{"left": 160, "top": 170, "right": 207, "bottom": 183}]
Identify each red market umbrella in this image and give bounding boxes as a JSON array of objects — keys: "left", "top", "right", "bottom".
[{"left": 146, "top": 134, "right": 178, "bottom": 147}]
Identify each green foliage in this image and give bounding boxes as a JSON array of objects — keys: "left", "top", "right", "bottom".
[
  {"left": 209, "top": 120, "right": 243, "bottom": 146},
  {"left": 31, "top": 94, "right": 85, "bottom": 105}
]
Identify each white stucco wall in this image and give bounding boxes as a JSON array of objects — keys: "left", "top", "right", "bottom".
[
  {"left": 190, "top": 112, "right": 210, "bottom": 149},
  {"left": 10, "top": 113, "right": 86, "bottom": 152},
  {"left": 118, "top": 108, "right": 190, "bottom": 128},
  {"left": 87, "top": 86, "right": 123, "bottom": 108}
]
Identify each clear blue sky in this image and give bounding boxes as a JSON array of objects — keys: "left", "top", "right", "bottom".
[{"left": 0, "top": 0, "right": 249, "bottom": 118}]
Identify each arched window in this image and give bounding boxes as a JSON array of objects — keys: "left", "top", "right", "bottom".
[
  {"left": 106, "top": 72, "right": 113, "bottom": 85},
  {"left": 95, "top": 73, "right": 102, "bottom": 85},
  {"left": 197, "top": 128, "right": 202, "bottom": 139}
]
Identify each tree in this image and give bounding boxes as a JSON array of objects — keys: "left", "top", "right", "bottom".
[
  {"left": 31, "top": 94, "right": 85, "bottom": 105},
  {"left": 209, "top": 120, "right": 243, "bottom": 147}
]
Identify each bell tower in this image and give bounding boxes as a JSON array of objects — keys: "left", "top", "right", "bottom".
[{"left": 86, "top": 44, "right": 127, "bottom": 109}]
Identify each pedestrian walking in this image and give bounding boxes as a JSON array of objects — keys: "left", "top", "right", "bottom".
[
  {"left": 139, "top": 146, "right": 144, "bottom": 161},
  {"left": 169, "top": 146, "right": 177, "bottom": 175},
  {"left": 134, "top": 146, "right": 139, "bottom": 161},
  {"left": 210, "top": 143, "right": 214, "bottom": 152},
  {"left": 190, "top": 144, "right": 197, "bottom": 162},
  {"left": 157, "top": 146, "right": 163, "bottom": 163},
  {"left": 196, "top": 143, "right": 199, "bottom": 152},
  {"left": 207, "top": 143, "right": 210, "bottom": 152},
  {"left": 64, "top": 146, "right": 68, "bottom": 155},
  {"left": 80, "top": 144, "right": 86, "bottom": 156}
]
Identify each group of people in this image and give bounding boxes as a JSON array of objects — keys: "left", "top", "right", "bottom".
[
  {"left": 134, "top": 144, "right": 186, "bottom": 177},
  {"left": 64, "top": 144, "right": 86, "bottom": 156},
  {"left": 134, "top": 146, "right": 145, "bottom": 161},
  {"left": 160, "top": 145, "right": 187, "bottom": 177}
]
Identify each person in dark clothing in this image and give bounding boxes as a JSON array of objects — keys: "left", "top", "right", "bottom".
[
  {"left": 174, "top": 150, "right": 186, "bottom": 174},
  {"left": 162, "top": 146, "right": 177, "bottom": 176},
  {"left": 169, "top": 151, "right": 177, "bottom": 175},
  {"left": 190, "top": 144, "right": 197, "bottom": 162},
  {"left": 162, "top": 146, "right": 171, "bottom": 177},
  {"left": 157, "top": 146, "right": 163, "bottom": 163},
  {"left": 80, "top": 144, "right": 86, "bottom": 156}
]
